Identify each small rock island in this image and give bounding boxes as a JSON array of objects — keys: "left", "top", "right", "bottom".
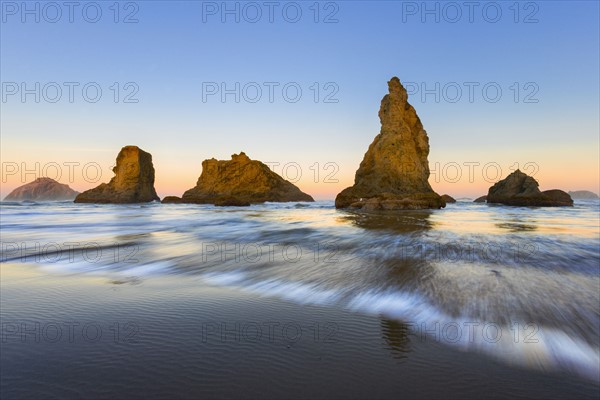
[
  {"left": 335, "top": 77, "right": 445, "bottom": 210},
  {"left": 74, "top": 146, "right": 160, "bottom": 204},
  {"left": 166, "top": 152, "right": 314, "bottom": 205},
  {"left": 441, "top": 194, "right": 456, "bottom": 203},
  {"left": 568, "top": 190, "right": 599, "bottom": 200},
  {"left": 487, "top": 170, "right": 573, "bottom": 207},
  {"left": 4, "top": 177, "right": 79, "bottom": 201}
]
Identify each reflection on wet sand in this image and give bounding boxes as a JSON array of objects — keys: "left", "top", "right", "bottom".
[
  {"left": 495, "top": 222, "right": 538, "bottom": 232},
  {"left": 495, "top": 215, "right": 538, "bottom": 232},
  {"left": 380, "top": 318, "right": 412, "bottom": 359},
  {"left": 336, "top": 210, "right": 435, "bottom": 233},
  {"left": 1, "top": 201, "right": 599, "bottom": 382}
]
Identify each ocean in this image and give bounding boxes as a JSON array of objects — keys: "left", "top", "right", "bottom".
[{"left": 1, "top": 199, "right": 599, "bottom": 398}]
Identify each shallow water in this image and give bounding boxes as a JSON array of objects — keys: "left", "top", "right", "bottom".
[{"left": 1, "top": 199, "right": 599, "bottom": 382}]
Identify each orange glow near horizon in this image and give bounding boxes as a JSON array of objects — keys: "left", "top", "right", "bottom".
[
  {"left": 1, "top": 147, "right": 599, "bottom": 201},
  {"left": 1, "top": 163, "right": 600, "bottom": 200}
]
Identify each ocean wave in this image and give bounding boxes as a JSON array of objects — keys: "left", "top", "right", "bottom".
[
  {"left": 2, "top": 201, "right": 599, "bottom": 382},
  {"left": 202, "top": 270, "right": 600, "bottom": 382}
]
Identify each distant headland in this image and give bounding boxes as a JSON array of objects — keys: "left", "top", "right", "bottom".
[{"left": 3, "top": 177, "right": 78, "bottom": 201}]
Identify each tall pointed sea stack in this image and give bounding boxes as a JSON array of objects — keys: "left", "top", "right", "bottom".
[
  {"left": 74, "top": 146, "right": 160, "bottom": 203},
  {"left": 335, "top": 77, "right": 444, "bottom": 210}
]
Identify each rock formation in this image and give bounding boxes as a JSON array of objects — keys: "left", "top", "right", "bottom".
[
  {"left": 74, "top": 146, "right": 160, "bottom": 203},
  {"left": 214, "top": 198, "right": 251, "bottom": 207},
  {"left": 473, "top": 195, "right": 487, "bottom": 203},
  {"left": 3, "top": 177, "right": 79, "bottom": 201},
  {"left": 335, "top": 77, "right": 445, "bottom": 210},
  {"left": 441, "top": 194, "right": 456, "bottom": 203},
  {"left": 180, "top": 152, "right": 313, "bottom": 205},
  {"left": 542, "top": 190, "right": 574, "bottom": 205},
  {"left": 568, "top": 190, "right": 599, "bottom": 200},
  {"left": 487, "top": 170, "right": 573, "bottom": 207},
  {"left": 161, "top": 196, "right": 183, "bottom": 204}
]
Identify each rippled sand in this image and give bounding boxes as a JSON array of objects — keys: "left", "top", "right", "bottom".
[
  {"left": 1, "top": 199, "right": 599, "bottom": 397},
  {"left": 1, "top": 264, "right": 598, "bottom": 399}
]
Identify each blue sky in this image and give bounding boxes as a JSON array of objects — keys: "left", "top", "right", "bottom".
[{"left": 1, "top": 0, "right": 599, "bottom": 199}]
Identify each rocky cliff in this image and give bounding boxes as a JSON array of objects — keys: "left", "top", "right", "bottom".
[
  {"left": 335, "top": 77, "right": 444, "bottom": 210},
  {"left": 4, "top": 177, "right": 79, "bottom": 201},
  {"left": 74, "top": 146, "right": 160, "bottom": 203},
  {"left": 180, "top": 152, "right": 313, "bottom": 205}
]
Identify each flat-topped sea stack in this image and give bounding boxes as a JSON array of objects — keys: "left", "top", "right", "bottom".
[
  {"left": 487, "top": 170, "right": 573, "bottom": 207},
  {"left": 180, "top": 152, "right": 314, "bottom": 205},
  {"left": 4, "top": 177, "right": 79, "bottom": 201},
  {"left": 335, "top": 77, "right": 445, "bottom": 210},
  {"left": 74, "top": 146, "right": 160, "bottom": 204}
]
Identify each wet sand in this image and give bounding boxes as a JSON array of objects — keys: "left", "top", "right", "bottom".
[{"left": 1, "top": 263, "right": 597, "bottom": 399}]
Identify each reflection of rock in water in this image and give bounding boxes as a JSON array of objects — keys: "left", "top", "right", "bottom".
[
  {"left": 382, "top": 257, "right": 433, "bottom": 290},
  {"left": 380, "top": 318, "right": 412, "bottom": 359},
  {"left": 495, "top": 220, "right": 538, "bottom": 232},
  {"left": 109, "top": 276, "right": 142, "bottom": 286},
  {"left": 336, "top": 210, "right": 435, "bottom": 233},
  {"left": 496, "top": 216, "right": 538, "bottom": 232}
]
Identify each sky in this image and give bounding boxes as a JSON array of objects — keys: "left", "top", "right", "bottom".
[{"left": 1, "top": 0, "right": 599, "bottom": 200}]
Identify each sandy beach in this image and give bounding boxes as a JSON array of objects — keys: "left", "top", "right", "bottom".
[{"left": 2, "top": 263, "right": 598, "bottom": 399}]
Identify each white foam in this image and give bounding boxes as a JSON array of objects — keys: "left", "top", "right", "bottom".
[
  {"left": 203, "top": 271, "right": 248, "bottom": 286},
  {"left": 116, "top": 261, "right": 173, "bottom": 277},
  {"left": 202, "top": 271, "right": 600, "bottom": 383},
  {"left": 203, "top": 271, "right": 343, "bottom": 305},
  {"left": 348, "top": 290, "right": 600, "bottom": 381}
]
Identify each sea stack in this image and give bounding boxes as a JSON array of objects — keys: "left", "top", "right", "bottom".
[
  {"left": 178, "top": 152, "right": 313, "bottom": 205},
  {"left": 3, "top": 177, "right": 79, "bottom": 201},
  {"left": 441, "top": 194, "right": 456, "bottom": 203},
  {"left": 335, "top": 77, "right": 445, "bottom": 210},
  {"left": 74, "top": 146, "right": 160, "bottom": 203},
  {"left": 487, "top": 170, "right": 573, "bottom": 207}
]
